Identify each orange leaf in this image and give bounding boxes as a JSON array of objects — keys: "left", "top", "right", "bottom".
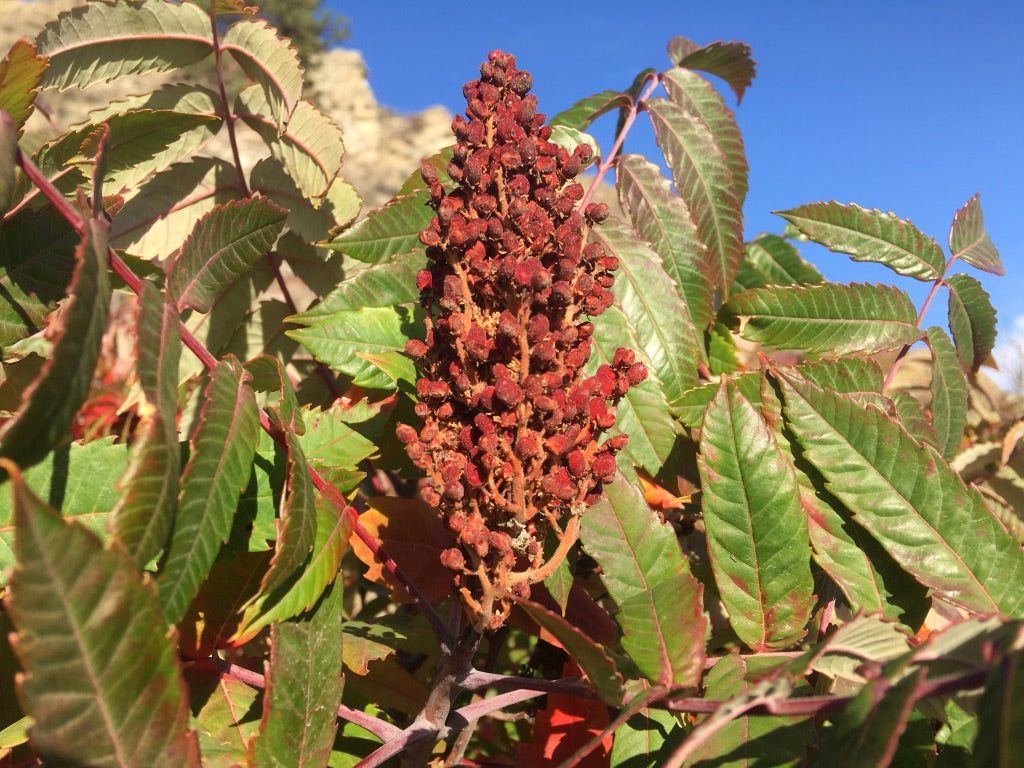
[{"left": 349, "top": 496, "right": 455, "bottom": 603}]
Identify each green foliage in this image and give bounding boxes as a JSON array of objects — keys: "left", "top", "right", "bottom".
[{"left": 0, "top": 5, "right": 1017, "bottom": 767}]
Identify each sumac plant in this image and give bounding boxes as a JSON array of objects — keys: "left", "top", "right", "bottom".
[{"left": 0, "top": 1, "right": 1021, "bottom": 766}]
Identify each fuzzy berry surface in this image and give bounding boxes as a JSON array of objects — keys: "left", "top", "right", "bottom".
[{"left": 397, "top": 50, "right": 647, "bottom": 630}]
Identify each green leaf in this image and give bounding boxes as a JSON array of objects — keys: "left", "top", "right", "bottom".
[
  {"left": 806, "top": 615, "right": 913, "bottom": 683},
  {"left": 775, "top": 202, "right": 945, "bottom": 281},
  {"left": 0, "top": 39, "right": 48, "bottom": 133},
  {"left": 111, "top": 157, "right": 242, "bottom": 259},
  {"left": 698, "top": 378, "right": 813, "bottom": 649},
  {"left": 110, "top": 282, "right": 182, "bottom": 567},
  {"left": 816, "top": 668, "right": 926, "bottom": 768},
  {"left": 0, "top": 205, "right": 80, "bottom": 346},
  {"left": 157, "top": 359, "right": 260, "bottom": 624},
  {"left": 667, "top": 38, "right": 757, "bottom": 104},
  {"left": 946, "top": 273, "right": 997, "bottom": 373},
  {"left": 249, "top": 157, "right": 360, "bottom": 244},
  {"left": 971, "top": 652, "right": 1024, "bottom": 767},
  {"left": 170, "top": 197, "right": 287, "bottom": 313},
  {"left": 776, "top": 371, "right": 1024, "bottom": 617},
  {"left": 184, "top": 663, "right": 261, "bottom": 765},
  {"left": 949, "top": 193, "right": 1004, "bottom": 276},
  {"left": 5, "top": 462, "right": 200, "bottom": 766},
  {"left": 736, "top": 233, "right": 824, "bottom": 291},
  {"left": 238, "top": 88, "right": 345, "bottom": 203},
  {"left": 610, "top": 708, "right": 685, "bottom": 767},
  {"left": 233, "top": 493, "right": 352, "bottom": 643},
  {"left": 581, "top": 474, "right": 706, "bottom": 687},
  {"left": 661, "top": 68, "right": 748, "bottom": 206},
  {"left": 288, "top": 305, "right": 422, "bottom": 390},
  {"left": 707, "top": 320, "right": 741, "bottom": 375},
  {"left": 297, "top": 399, "right": 391, "bottom": 472},
  {"left": 245, "top": 354, "right": 301, "bottom": 434},
  {"left": 221, "top": 18, "right": 303, "bottom": 128},
  {"left": 927, "top": 327, "right": 968, "bottom": 460},
  {"left": 0, "top": 111, "right": 13, "bottom": 216},
  {"left": 616, "top": 153, "right": 714, "bottom": 334},
  {"left": 593, "top": 217, "right": 701, "bottom": 412},
  {"left": 549, "top": 89, "right": 632, "bottom": 131},
  {"left": 322, "top": 191, "right": 434, "bottom": 263},
  {"left": 586, "top": 305, "right": 679, "bottom": 479},
  {"left": 721, "top": 282, "right": 921, "bottom": 356},
  {"left": 36, "top": 0, "right": 213, "bottom": 91},
  {"left": 291, "top": 251, "right": 425, "bottom": 322},
  {"left": 0, "top": 219, "right": 111, "bottom": 473},
  {"left": 647, "top": 98, "right": 744, "bottom": 297},
  {"left": 517, "top": 599, "right": 625, "bottom": 705},
  {"left": 342, "top": 614, "right": 415, "bottom": 675},
  {"left": 250, "top": 580, "right": 344, "bottom": 768}
]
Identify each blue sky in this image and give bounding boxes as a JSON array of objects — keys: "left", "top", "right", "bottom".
[{"left": 329, "top": 1, "right": 1023, "bottom": 373}]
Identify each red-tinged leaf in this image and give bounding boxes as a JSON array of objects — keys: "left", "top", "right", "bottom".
[
  {"left": 0, "top": 39, "right": 47, "bottom": 133},
  {"left": 946, "top": 273, "right": 997, "bottom": 373},
  {"left": 816, "top": 668, "right": 926, "bottom": 768},
  {"left": 667, "top": 38, "right": 757, "bottom": 104},
  {"left": 647, "top": 98, "right": 744, "bottom": 297},
  {"left": 184, "top": 663, "right": 262, "bottom": 766},
  {"left": 178, "top": 551, "right": 270, "bottom": 659},
  {"left": 550, "top": 89, "right": 633, "bottom": 131},
  {"left": 736, "top": 233, "right": 824, "bottom": 291},
  {"left": 776, "top": 371, "right": 1024, "bottom": 617},
  {"left": 971, "top": 651, "right": 1024, "bottom": 765},
  {"left": 516, "top": 600, "right": 625, "bottom": 706},
  {"left": 722, "top": 282, "right": 921, "bottom": 356},
  {"left": 110, "top": 281, "right": 181, "bottom": 566},
  {"left": 35, "top": 0, "right": 213, "bottom": 91},
  {"left": 616, "top": 153, "right": 714, "bottom": 334},
  {"left": 698, "top": 378, "right": 813, "bottom": 650},
  {"left": 927, "top": 327, "right": 968, "bottom": 460},
  {"left": 592, "top": 216, "right": 701, "bottom": 412},
  {"left": 4, "top": 461, "right": 200, "bottom": 767},
  {"left": 0, "top": 110, "right": 13, "bottom": 215},
  {"left": 348, "top": 496, "right": 454, "bottom": 603},
  {"left": 775, "top": 202, "right": 945, "bottom": 282},
  {"left": 249, "top": 579, "right": 344, "bottom": 768},
  {"left": 949, "top": 193, "right": 1004, "bottom": 276},
  {"left": 661, "top": 68, "right": 748, "bottom": 206},
  {"left": 221, "top": 18, "right": 303, "bottom": 127},
  {"left": 170, "top": 196, "right": 287, "bottom": 313},
  {"left": 244, "top": 354, "right": 301, "bottom": 434},
  {"left": 517, "top": 661, "right": 612, "bottom": 768},
  {"left": 0, "top": 219, "right": 111, "bottom": 473},
  {"left": 233, "top": 492, "right": 351, "bottom": 644},
  {"left": 321, "top": 191, "right": 435, "bottom": 263},
  {"left": 581, "top": 474, "right": 706, "bottom": 687},
  {"left": 157, "top": 358, "right": 260, "bottom": 624}
]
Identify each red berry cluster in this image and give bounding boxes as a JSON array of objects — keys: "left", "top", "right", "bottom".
[{"left": 397, "top": 51, "right": 647, "bottom": 630}]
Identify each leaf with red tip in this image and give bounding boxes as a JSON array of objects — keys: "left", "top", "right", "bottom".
[
  {"left": 170, "top": 196, "right": 287, "bottom": 313},
  {"left": 0, "top": 38, "right": 48, "bottom": 133},
  {"left": 667, "top": 38, "right": 757, "bottom": 104},
  {"left": 949, "top": 193, "right": 1004, "bottom": 275},
  {"left": 581, "top": 474, "right": 706, "bottom": 687},
  {"left": 0, "top": 219, "right": 111, "bottom": 473},
  {"left": 5, "top": 462, "right": 200, "bottom": 767}
]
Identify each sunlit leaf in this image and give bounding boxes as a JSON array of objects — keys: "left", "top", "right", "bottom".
[
  {"left": 593, "top": 216, "right": 701, "bottom": 412},
  {"left": 736, "top": 233, "right": 824, "bottom": 291},
  {"left": 250, "top": 580, "right": 344, "bottom": 768},
  {"left": 721, "top": 282, "right": 921, "bottom": 356},
  {"left": 290, "top": 251, "right": 424, "bottom": 321},
  {"left": 927, "top": 327, "right": 968, "bottom": 460},
  {"left": 807, "top": 616, "right": 913, "bottom": 683},
  {"left": 699, "top": 378, "right": 813, "bottom": 649},
  {"left": 775, "top": 202, "right": 945, "bottom": 281},
  {"left": 157, "top": 359, "right": 260, "bottom": 624},
  {"left": 581, "top": 474, "right": 706, "bottom": 687},
  {"left": 297, "top": 398, "right": 391, "bottom": 472},
  {"left": 946, "top": 273, "right": 997, "bottom": 374},
  {"left": 0, "top": 219, "right": 111, "bottom": 473},
  {"left": 661, "top": 67, "right": 748, "bottom": 205},
  {"left": 184, "top": 663, "right": 261, "bottom": 765},
  {"left": 707, "top": 320, "right": 741, "bottom": 375},
  {"left": 221, "top": 18, "right": 303, "bottom": 127},
  {"left": 647, "top": 98, "right": 744, "bottom": 297},
  {"left": 549, "top": 89, "right": 632, "bottom": 131},
  {"left": 36, "top": 0, "right": 212, "bottom": 91},
  {"left": 0, "top": 39, "right": 48, "bottom": 133},
  {"left": 110, "top": 282, "right": 182, "bottom": 567},
  {"left": 667, "top": 38, "right": 757, "bottom": 104},
  {"left": 322, "top": 190, "right": 434, "bottom": 263},
  {"left": 244, "top": 354, "right": 301, "bottom": 434},
  {"left": 949, "top": 193, "right": 1003, "bottom": 276},
  {"left": 616, "top": 153, "right": 714, "bottom": 334},
  {"left": 6, "top": 463, "right": 200, "bottom": 766},
  {"left": 776, "top": 371, "right": 1024, "bottom": 616},
  {"left": 249, "top": 157, "right": 360, "bottom": 243}
]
